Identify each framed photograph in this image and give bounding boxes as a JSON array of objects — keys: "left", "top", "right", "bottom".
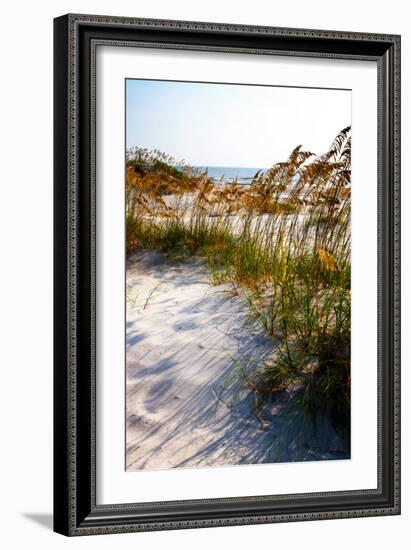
[{"left": 53, "top": 14, "right": 401, "bottom": 536}]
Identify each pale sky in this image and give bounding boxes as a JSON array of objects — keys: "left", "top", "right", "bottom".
[{"left": 126, "top": 79, "right": 351, "bottom": 168}]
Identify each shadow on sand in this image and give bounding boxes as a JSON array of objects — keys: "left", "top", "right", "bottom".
[{"left": 126, "top": 250, "right": 349, "bottom": 471}]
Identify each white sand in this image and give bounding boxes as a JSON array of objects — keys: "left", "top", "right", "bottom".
[{"left": 126, "top": 250, "right": 348, "bottom": 470}]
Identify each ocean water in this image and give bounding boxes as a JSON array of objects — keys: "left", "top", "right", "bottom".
[{"left": 195, "top": 166, "right": 266, "bottom": 184}]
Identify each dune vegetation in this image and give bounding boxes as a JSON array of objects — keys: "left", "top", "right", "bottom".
[{"left": 126, "top": 126, "right": 352, "bottom": 435}]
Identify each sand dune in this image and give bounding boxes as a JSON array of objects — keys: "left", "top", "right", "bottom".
[{"left": 126, "top": 250, "right": 349, "bottom": 471}]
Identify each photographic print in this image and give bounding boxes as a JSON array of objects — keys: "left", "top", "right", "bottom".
[
  {"left": 125, "top": 79, "right": 352, "bottom": 471},
  {"left": 54, "top": 16, "right": 401, "bottom": 534}
]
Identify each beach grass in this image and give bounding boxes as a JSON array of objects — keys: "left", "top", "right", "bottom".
[{"left": 125, "top": 127, "right": 351, "bottom": 433}]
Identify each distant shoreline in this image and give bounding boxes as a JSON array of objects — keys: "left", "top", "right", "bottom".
[{"left": 194, "top": 166, "right": 268, "bottom": 184}]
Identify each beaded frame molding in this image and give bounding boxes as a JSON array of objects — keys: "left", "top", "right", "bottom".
[{"left": 53, "top": 13, "right": 401, "bottom": 536}]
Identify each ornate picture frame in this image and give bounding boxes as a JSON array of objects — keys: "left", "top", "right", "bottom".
[{"left": 53, "top": 14, "right": 400, "bottom": 536}]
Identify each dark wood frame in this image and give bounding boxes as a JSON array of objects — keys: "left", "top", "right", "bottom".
[{"left": 54, "top": 13, "right": 401, "bottom": 536}]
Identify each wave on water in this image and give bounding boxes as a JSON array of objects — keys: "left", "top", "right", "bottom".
[{"left": 194, "top": 166, "right": 267, "bottom": 184}]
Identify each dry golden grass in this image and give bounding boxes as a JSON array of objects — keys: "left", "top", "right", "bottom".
[{"left": 126, "top": 127, "right": 352, "bottom": 432}]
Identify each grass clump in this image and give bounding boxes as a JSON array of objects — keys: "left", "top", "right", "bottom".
[{"left": 126, "top": 127, "right": 352, "bottom": 434}]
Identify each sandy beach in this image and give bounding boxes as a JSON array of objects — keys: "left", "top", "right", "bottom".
[{"left": 126, "top": 250, "right": 349, "bottom": 470}]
